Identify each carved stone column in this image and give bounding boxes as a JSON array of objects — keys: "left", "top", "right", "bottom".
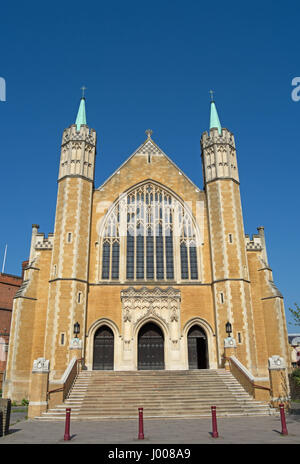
[
  {"left": 28, "top": 357, "right": 50, "bottom": 419},
  {"left": 69, "top": 337, "right": 83, "bottom": 361},
  {"left": 223, "top": 336, "right": 237, "bottom": 371},
  {"left": 120, "top": 287, "right": 183, "bottom": 369},
  {"left": 268, "top": 355, "right": 290, "bottom": 408}
]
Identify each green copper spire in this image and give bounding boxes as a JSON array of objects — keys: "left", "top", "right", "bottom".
[
  {"left": 209, "top": 91, "right": 222, "bottom": 135},
  {"left": 75, "top": 97, "right": 87, "bottom": 131}
]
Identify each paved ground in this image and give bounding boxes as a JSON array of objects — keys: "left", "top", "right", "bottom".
[{"left": 1, "top": 410, "right": 299, "bottom": 445}]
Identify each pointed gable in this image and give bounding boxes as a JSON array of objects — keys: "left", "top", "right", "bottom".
[
  {"left": 96, "top": 133, "right": 202, "bottom": 194},
  {"left": 135, "top": 137, "right": 164, "bottom": 157}
]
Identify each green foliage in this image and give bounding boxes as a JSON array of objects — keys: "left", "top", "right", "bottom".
[
  {"left": 11, "top": 399, "right": 29, "bottom": 407},
  {"left": 291, "top": 368, "right": 300, "bottom": 379},
  {"left": 289, "top": 303, "right": 300, "bottom": 326},
  {"left": 291, "top": 368, "right": 300, "bottom": 385}
]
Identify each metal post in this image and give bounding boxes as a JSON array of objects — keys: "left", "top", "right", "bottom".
[
  {"left": 64, "top": 408, "right": 71, "bottom": 441},
  {"left": 138, "top": 407, "right": 144, "bottom": 440},
  {"left": 211, "top": 406, "right": 219, "bottom": 438},
  {"left": 279, "top": 403, "right": 288, "bottom": 435},
  {"left": 2, "top": 244, "right": 7, "bottom": 273}
]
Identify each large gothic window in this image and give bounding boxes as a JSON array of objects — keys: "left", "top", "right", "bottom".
[{"left": 100, "top": 182, "right": 200, "bottom": 282}]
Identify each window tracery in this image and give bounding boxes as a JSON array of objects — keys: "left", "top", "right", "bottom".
[{"left": 100, "top": 182, "right": 199, "bottom": 282}]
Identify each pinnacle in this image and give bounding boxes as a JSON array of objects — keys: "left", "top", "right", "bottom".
[{"left": 75, "top": 97, "right": 87, "bottom": 131}]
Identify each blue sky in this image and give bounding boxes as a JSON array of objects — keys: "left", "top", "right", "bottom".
[{"left": 0, "top": 0, "right": 299, "bottom": 331}]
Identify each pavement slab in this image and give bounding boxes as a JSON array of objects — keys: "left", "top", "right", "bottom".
[{"left": 0, "top": 413, "right": 299, "bottom": 445}]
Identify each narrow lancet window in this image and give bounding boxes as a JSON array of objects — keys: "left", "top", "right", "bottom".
[{"left": 100, "top": 182, "right": 199, "bottom": 282}]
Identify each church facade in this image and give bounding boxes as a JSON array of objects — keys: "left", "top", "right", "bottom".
[{"left": 3, "top": 97, "right": 290, "bottom": 408}]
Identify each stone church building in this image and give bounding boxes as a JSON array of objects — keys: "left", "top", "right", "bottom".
[{"left": 3, "top": 96, "right": 290, "bottom": 416}]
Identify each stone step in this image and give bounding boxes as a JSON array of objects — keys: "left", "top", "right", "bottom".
[
  {"left": 71, "top": 379, "right": 249, "bottom": 386},
  {"left": 72, "top": 382, "right": 239, "bottom": 387},
  {"left": 76, "top": 373, "right": 233, "bottom": 378},
  {"left": 53, "top": 397, "right": 269, "bottom": 406},
  {"left": 58, "top": 405, "right": 270, "bottom": 413},
  {"left": 76, "top": 375, "right": 231, "bottom": 378},
  {"left": 44, "top": 402, "right": 271, "bottom": 412},
  {"left": 36, "top": 369, "right": 274, "bottom": 420},
  {"left": 69, "top": 394, "right": 252, "bottom": 402},
  {"left": 70, "top": 392, "right": 252, "bottom": 399},
  {"left": 37, "top": 408, "right": 273, "bottom": 421},
  {"left": 70, "top": 387, "right": 250, "bottom": 394},
  {"left": 45, "top": 408, "right": 270, "bottom": 417},
  {"left": 67, "top": 393, "right": 252, "bottom": 400}
]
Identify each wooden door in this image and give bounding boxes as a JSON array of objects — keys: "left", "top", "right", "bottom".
[
  {"left": 93, "top": 326, "right": 114, "bottom": 370},
  {"left": 187, "top": 326, "right": 208, "bottom": 369},
  {"left": 138, "top": 323, "right": 164, "bottom": 370}
]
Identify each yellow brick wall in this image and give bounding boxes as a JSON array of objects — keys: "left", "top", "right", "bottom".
[
  {"left": 43, "top": 173, "right": 93, "bottom": 379},
  {"left": 4, "top": 133, "right": 290, "bottom": 402},
  {"left": 86, "top": 284, "right": 215, "bottom": 337},
  {"left": 3, "top": 250, "right": 52, "bottom": 400}
]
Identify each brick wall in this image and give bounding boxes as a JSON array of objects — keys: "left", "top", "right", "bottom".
[
  {"left": 0, "top": 263, "right": 26, "bottom": 375},
  {"left": 0, "top": 273, "right": 22, "bottom": 308}
]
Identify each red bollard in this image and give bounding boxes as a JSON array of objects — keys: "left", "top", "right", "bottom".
[
  {"left": 211, "top": 406, "right": 219, "bottom": 438},
  {"left": 64, "top": 408, "right": 71, "bottom": 441},
  {"left": 138, "top": 407, "right": 144, "bottom": 440},
  {"left": 279, "top": 403, "right": 288, "bottom": 435}
]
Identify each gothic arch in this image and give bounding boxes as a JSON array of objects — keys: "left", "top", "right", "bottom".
[
  {"left": 97, "top": 179, "right": 202, "bottom": 283},
  {"left": 133, "top": 314, "right": 169, "bottom": 340},
  {"left": 133, "top": 316, "right": 170, "bottom": 370},
  {"left": 86, "top": 318, "right": 121, "bottom": 371},
  {"left": 137, "top": 321, "right": 165, "bottom": 370},
  {"left": 182, "top": 318, "right": 217, "bottom": 369},
  {"left": 93, "top": 325, "right": 114, "bottom": 370}
]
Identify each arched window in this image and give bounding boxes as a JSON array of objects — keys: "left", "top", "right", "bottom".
[{"left": 100, "top": 182, "right": 200, "bottom": 282}]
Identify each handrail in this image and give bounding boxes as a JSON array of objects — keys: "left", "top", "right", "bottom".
[
  {"left": 47, "top": 387, "right": 64, "bottom": 396},
  {"left": 47, "top": 357, "right": 83, "bottom": 401},
  {"left": 224, "top": 356, "right": 271, "bottom": 392},
  {"left": 252, "top": 384, "right": 271, "bottom": 391}
]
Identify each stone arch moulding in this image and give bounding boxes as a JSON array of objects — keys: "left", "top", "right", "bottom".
[
  {"left": 97, "top": 178, "right": 202, "bottom": 239},
  {"left": 133, "top": 316, "right": 170, "bottom": 371},
  {"left": 86, "top": 318, "right": 121, "bottom": 371},
  {"left": 98, "top": 178, "right": 198, "bottom": 232},
  {"left": 182, "top": 317, "right": 218, "bottom": 369},
  {"left": 133, "top": 312, "right": 169, "bottom": 339},
  {"left": 121, "top": 286, "right": 185, "bottom": 370},
  {"left": 96, "top": 178, "right": 203, "bottom": 283},
  {"left": 137, "top": 320, "right": 165, "bottom": 371}
]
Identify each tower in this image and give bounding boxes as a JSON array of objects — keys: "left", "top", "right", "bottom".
[
  {"left": 3, "top": 92, "right": 290, "bottom": 413},
  {"left": 44, "top": 96, "right": 97, "bottom": 379},
  {"left": 201, "top": 98, "right": 260, "bottom": 374}
]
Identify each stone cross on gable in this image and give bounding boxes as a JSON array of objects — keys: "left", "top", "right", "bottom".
[{"left": 145, "top": 129, "right": 153, "bottom": 163}]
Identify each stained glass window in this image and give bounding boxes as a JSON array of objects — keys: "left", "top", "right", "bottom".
[
  {"left": 100, "top": 182, "right": 199, "bottom": 281},
  {"left": 101, "top": 241, "right": 110, "bottom": 279}
]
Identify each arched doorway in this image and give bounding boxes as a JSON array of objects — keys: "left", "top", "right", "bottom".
[
  {"left": 187, "top": 325, "right": 208, "bottom": 369},
  {"left": 93, "top": 325, "right": 114, "bottom": 370},
  {"left": 138, "top": 322, "right": 164, "bottom": 370}
]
